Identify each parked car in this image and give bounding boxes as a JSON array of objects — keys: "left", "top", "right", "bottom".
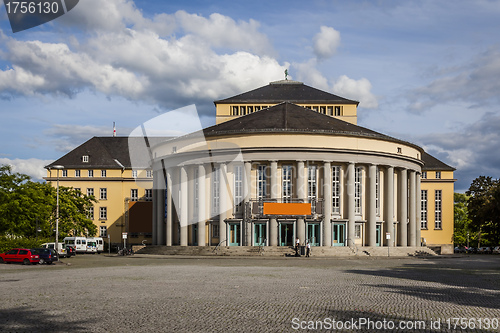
[
  {"left": 454, "top": 246, "right": 466, "bottom": 253},
  {"left": 32, "top": 248, "right": 59, "bottom": 264},
  {"left": 41, "top": 242, "right": 68, "bottom": 258},
  {"left": 492, "top": 246, "right": 500, "bottom": 254},
  {"left": 0, "top": 248, "right": 40, "bottom": 265},
  {"left": 466, "top": 247, "right": 477, "bottom": 254}
]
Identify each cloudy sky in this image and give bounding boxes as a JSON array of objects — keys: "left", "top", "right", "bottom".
[{"left": 1, "top": 0, "right": 500, "bottom": 192}]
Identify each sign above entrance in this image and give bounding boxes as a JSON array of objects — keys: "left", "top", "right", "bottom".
[{"left": 263, "top": 202, "right": 312, "bottom": 216}]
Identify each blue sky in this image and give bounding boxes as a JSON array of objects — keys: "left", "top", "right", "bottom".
[{"left": 1, "top": 0, "right": 500, "bottom": 191}]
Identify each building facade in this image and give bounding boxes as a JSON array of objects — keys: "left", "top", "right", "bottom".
[
  {"left": 45, "top": 137, "right": 154, "bottom": 246},
  {"left": 150, "top": 81, "right": 456, "bottom": 252}
]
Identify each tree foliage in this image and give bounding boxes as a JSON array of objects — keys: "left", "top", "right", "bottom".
[
  {"left": 466, "top": 176, "right": 500, "bottom": 246},
  {"left": 453, "top": 193, "right": 475, "bottom": 246},
  {"left": 0, "top": 165, "right": 97, "bottom": 240}
]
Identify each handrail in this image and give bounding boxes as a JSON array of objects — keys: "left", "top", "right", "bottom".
[
  {"left": 212, "top": 239, "right": 226, "bottom": 254},
  {"left": 258, "top": 239, "right": 266, "bottom": 254},
  {"left": 347, "top": 238, "right": 358, "bottom": 255}
]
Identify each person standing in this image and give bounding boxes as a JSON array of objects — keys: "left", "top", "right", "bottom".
[{"left": 306, "top": 241, "right": 311, "bottom": 258}]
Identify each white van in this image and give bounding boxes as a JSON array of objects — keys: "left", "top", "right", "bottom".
[
  {"left": 63, "top": 237, "right": 87, "bottom": 254},
  {"left": 41, "top": 242, "right": 68, "bottom": 258},
  {"left": 86, "top": 237, "right": 104, "bottom": 253}
]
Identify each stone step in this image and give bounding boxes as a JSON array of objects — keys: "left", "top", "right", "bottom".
[{"left": 136, "top": 245, "right": 437, "bottom": 257}]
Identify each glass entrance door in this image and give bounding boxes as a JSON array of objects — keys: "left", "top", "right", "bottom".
[
  {"left": 332, "top": 223, "right": 346, "bottom": 246},
  {"left": 307, "top": 223, "right": 320, "bottom": 246},
  {"left": 253, "top": 223, "right": 267, "bottom": 246},
  {"left": 376, "top": 224, "right": 381, "bottom": 247},
  {"left": 192, "top": 224, "right": 198, "bottom": 246},
  {"left": 279, "top": 223, "right": 294, "bottom": 246},
  {"left": 229, "top": 223, "right": 240, "bottom": 246}
]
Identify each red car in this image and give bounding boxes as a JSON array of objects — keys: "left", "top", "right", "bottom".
[{"left": 0, "top": 248, "right": 40, "bottom": 265}]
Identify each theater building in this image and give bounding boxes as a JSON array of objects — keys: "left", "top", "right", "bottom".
[{"left": 151, "top": 80, "right": 455, "bottom": 253}]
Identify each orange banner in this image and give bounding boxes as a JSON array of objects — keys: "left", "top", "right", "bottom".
[{"left": 263, "top": 202, "right": 312, "bottom": 215}]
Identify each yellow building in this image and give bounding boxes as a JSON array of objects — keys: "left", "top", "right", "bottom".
[
  {"left": 420, "top": 153, "right": 456, "bottom": 254},
  {"left": 149, "top": 80, "right": 456, "bottom": 254},
  {"left": 46, "top": 80, "right": 456, "bottom": 254},
  {"left": 45, "top": 137, "right": 154, "bottom": 247}
]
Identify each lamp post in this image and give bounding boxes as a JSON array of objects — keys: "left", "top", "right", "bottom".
[{"left": 52, "top": 165, "right": 64, "bottom": 255}]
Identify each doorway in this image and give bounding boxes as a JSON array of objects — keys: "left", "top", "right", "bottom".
[
  {"left": 332, "top": 223, "right": 346, "bottom": 247},
  {"left": 279, "top": 222, "right": 295, "bottom": 246},
  {"left": 228, "top": 223, "right": 241, "bottom": 246},
  {"left": 253, "top": 223, "right": 267, "bottom": 246},
  {"left": 307, "top": 222, "right": 320, "bottom": 246}
]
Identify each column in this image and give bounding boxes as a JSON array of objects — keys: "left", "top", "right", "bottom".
[
  {"left": 347, "top": 162, "right": 355, "bottom": 247},
  {"left": 323, "top": 161, "right": 332, "bottom": 246},
  {"left": 197, "top": 164, "right": 206, "bottom": 246},
  {"left": 157, "top": 172, "right": 166, "bottom": 245},
  {"left": 244, "top": 161, "right": 252, "bottom": 246},
  {"left": 385, "top": 166, "right": 394, "bottom": 247},
  {"left": 152, "top": 171, "right": 158, "bottom": 245},
  {"left": 398, "top": 168, "right": 408, "bottom": 247},
  {"left": 408, "top": 170, "right": 417, "bottom": 247},
  {"left": 297, "top": 161, "right": 306, "bottom": 244},
  {"left": 368, "top": 164, "right": 377, "bottom": 247},
  {"left": 270, "top": 161, "right": 278, "bottom": 246},
  {"left": 219, "top": 163, "right": 228, "bottom": 246},
  {"left": 416, "top": 172, "right": 422, "bottom": 247},
  {"left": 166, "top": 168, "right": 173, "bottom": 246},
  {"left": 180, "top": 166, "right": 188, "bottom": 246}
]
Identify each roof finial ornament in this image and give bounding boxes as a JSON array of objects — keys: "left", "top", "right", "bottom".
[{"left": 284, "top": 69, "right": 289, "bottom": 80}]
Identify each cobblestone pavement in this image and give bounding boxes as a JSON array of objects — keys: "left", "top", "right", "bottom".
[{"left": 0, "top": 255, "right": 499, "bottom": 332}]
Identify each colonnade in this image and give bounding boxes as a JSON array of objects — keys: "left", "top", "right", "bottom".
[{"left": 152, "top": 160, "right": 422, "bottom": 248}]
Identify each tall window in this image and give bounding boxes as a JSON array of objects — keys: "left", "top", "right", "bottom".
[
  {"left": 234, "top": 166, "right": 243, "bottom": 213},
  {"left": 421, "top": 171, "right": 427, "bottom": 179},
  {"left": 132, "top": 170, "right": 138, "bottom": 178},
  {"left": 101, "top": 170, "right": 106, "bottom": 177},
  {"left": 145, "top": 189, "right": 152, "bottom": 201},
  {"left": 75, "top": 170, "right": 80, "bottom": 177},
  {"left": 87, "top": 188, "right": 94, "bottom": 197},
  {"left": 335, "top": 106, "right": 341, "bottom": 116},
  {"left": 100, "top": 226, "right": 107, "bottom": 237},
  {"left": 435, "top": 171, "right": 441, "bottom": 179},
  {"left": 62, "top": 170, "right": 67, "bottom": 177},
  {"left": 131, "top": 189, "right": 138, "bottom": 201},
  {"left": 88, "top": 170, "right": 94, "bottom": 177},
  {"left": 307, "top": 165, "right": 317, "bottom": 202},
  {"left": 355, "top": 167, "right": 362, "bottom": 214},
  {"left": 435, "top": 190, "right": 442, "bottom": 229},
  {"left": 99, "top": 207, "right": 107, "bottom": 220},
  {"left": 421, "top": 190, "right": 428, "bottom": 229},
  {"left": 212, "top": 167, "right": 220, "bottom": 215},
  {"left": 332, "top": 166, "right": 341, "bottom": 214},
  {"left": 100, "top": 188, "right": 107, "bottom": 200},
  {"left": 147, "top": 170, "right": 153, "bottom": 178},
  {"left": 375, "top": 167, "right": 380, "bottom": 216},
  {"left": 194, "top": 168, "right": 199, "bottom": 215},
  {"left": 282, "top": 165, "right": 292, "bottom": 203},
  {"left": 257, "top": 165, "right": 267, "bottom": 200},
  {"left": 87, "top": 207, "right": 94, "bottom": 220}
]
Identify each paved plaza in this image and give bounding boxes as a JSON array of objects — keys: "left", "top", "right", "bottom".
[{"left": 1, "top": 255, "right": 499, "bottom": 332}]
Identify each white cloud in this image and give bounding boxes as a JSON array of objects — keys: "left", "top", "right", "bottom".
[
  {"left": 0, "top": 2, "right": 285, "bottom": 115},
  {"left": 313, "top": 26, "right": 341, "bottom": 60},
  {"left": 0, "top": 158, "right": 52, "bottom": 181},
  {"left": 332, "top": 75, "right": 378, "bottom": 108}
]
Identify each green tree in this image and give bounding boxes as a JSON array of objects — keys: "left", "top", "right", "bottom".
[
  {"left": 453, "top": 193, "right": 475, "bottom": 247},
  {"left": 0, "top": 165, "right": 97, "bottom": 240},
  {"left": 466, "top": 176, "right": 500, "bottom": 246}
]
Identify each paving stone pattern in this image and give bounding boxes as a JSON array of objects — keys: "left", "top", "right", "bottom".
[{"left": 0, "top": 256, "right": 499, "bottom": 332}]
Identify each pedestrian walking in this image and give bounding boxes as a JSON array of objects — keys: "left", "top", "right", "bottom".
[{"left": 306, "top": 242, "right": 311, "bottom": 257}]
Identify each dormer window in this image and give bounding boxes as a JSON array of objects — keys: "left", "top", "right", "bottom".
[{"left": 83, "top": 155, "right": 89, "bottom": 163}]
